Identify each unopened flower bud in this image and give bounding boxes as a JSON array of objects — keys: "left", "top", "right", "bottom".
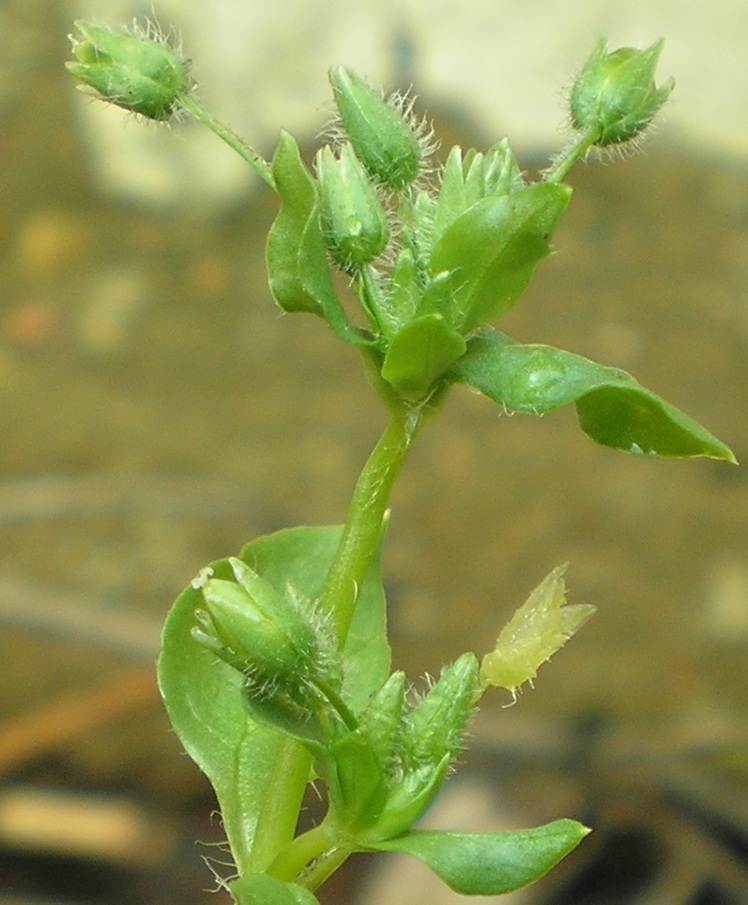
[
  {"left": 329, "top": 67, "right": 423, "bottom": 189},
  {"left": 316, "top": 143, "right": 389, "bottom": 270},
  {"left": 365, "top": 654, "right": 479, "bottom": 841},
  {"left": 191, "top": 557, "right": 316, "bottom": 685},
  {"left": 66, "top": 20, "right": 191, "bottom": 120},
  {"left": 570, "top": 39, "right": 673, "bottom": 146},
  {"left": 404, "top": 652, "right": 479, "bottom": 766}
]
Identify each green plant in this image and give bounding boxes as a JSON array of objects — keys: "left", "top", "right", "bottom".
[{"left": 67, "top": 21, "right": 734, "bottom": 904}]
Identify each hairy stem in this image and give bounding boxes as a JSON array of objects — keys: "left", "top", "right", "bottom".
[
  {"left": 543, "top": 127, "right": 600, "bottom": 184},
  {"left": 181, "top": 95, "right": 276, "bottom": 190},
  {"left": 269, "top": 819, "right": 355, "bottom": 891},
  {"left": 319, "top": 409, "right": 422, "bottom": 646}
]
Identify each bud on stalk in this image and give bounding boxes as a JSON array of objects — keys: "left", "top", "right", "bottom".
[
  {"left": 570, "top": 38, "right": 673, "bottom": 146},
  {"left": 66, "top": 20, "right": 191, "bottom": 120},
  {"left": 191, "top": 558, "right": 319, "bottom": 686}
]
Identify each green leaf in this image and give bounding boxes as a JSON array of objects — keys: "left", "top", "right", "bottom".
[
  {"left": 381, "top": 313, "right": 466, "bottom": 401},
  {"left": 367, "top": 819, "right": 590, "bottom": 895},
  {"left": 266, "top": 132, "right": 365, "bottom": 345},
  {"left": 266, "top": 131, "right": 324, "bottom": 316},
  {"left": 230, "top": 872, "right": 320, "bottom": 905},
  {"left": 429, "top": 183, "right": 571, "bottom": 333},
  {"left": 450, "top": 328, "right": 735, "bottom": 461},
  {"left": 157, "top": 525, "right": 391, "bottom": 875}
]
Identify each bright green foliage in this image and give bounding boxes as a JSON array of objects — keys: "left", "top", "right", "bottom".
[
  {"left": 450, "top": 329, "right": 735, "bottom": 460},
  {"left": 427, "top": 183, "right": 572, "bottom": 333},
  {"left": 265, "top": 132, "right": 366, "bottom": 345},
  {"left": 380, "top": 314, "right": 466, "bottom": 401},
  {"left": 71, "top": 24, "right": 736, "bottom": 904},
  {"left": 158, "top": 526, "right": 390, "bottom": 874}
]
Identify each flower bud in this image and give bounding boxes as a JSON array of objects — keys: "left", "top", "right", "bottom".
[
  {"left": 329, "top": 67, "right": 423, "bottom": 189},
  {"left": 316, "top": 143, "right": 390, "bottom": 270},
  {"left": 191, "top": 557, "right": 317, "bottom": 685},
  {"left": 403, "top": 652, "right": 479, "bottom": 766},
  {"left": 66, "top": 20, "right": 191, "bottom": 120},
  {"left": 570, "top": 39, "right": 673, "bottom": 146}
]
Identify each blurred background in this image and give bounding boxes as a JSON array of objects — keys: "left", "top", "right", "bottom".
[{"left": 1, "top": 0, "right": 747, "bottom": 903}]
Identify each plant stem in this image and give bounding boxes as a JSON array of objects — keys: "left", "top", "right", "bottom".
[
  {"left": 180, "top": 95, "right": 276, "bottom": 190},
  {"left": 319, "top": 409, "right": 422, "bottom": 646},
  {"left": 298, "top": 842, "right": 355, "bottom": 891},
  {"left": 268, "top": 820, "right": 353, "bottom": 888},
  {"left": 543, "top": 127, "right": 600, "bottom": 184},
  {"left": 247, "top": 739, "right": 312, "bottom": 873}
]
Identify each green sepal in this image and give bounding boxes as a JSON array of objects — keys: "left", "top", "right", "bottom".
[
  {"left": 433, "top": 140, "right": 525, "bottom": 241},
  {"left": 265, "top": 132, "right": 367, "bottom": 345},
  {"left": 429, "top": 183, "right": 571, "bottom": 333},
  {"left": 366, "top": 819, "right": 590, "bottom": 895},
  {"left": 366, "top": 754, "right": 451, "bottom": 843},
  {"left": 230, "top": 872, "right": 320, "bottom": 905},
  {"left": 316, "top": 143, "right": 389, "bottom": 270},
  {"left": 356, "top": 671, "right": 407, "bottom": 768},
  {"left": 401, "top": 652, "right": 479, "bottom": 765},
  {"left": 324, "top": 729, "right": 388, "bottom": 831},
  {"left": 449, "top": 328, "right": 736, "bottom": 460},
  {"left": 157, "top": 525, "right": 390, "bottom": 875},
  {"left": 388, "top": 248, "right": 421, "bottom": 330},
  {"left": 381, "top": 314, "right": 466, "bottom": 401}
]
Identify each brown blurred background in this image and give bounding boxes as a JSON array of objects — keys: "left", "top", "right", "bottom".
[{"left": 1, "top": 1, "right": 747, "bottom": 903}]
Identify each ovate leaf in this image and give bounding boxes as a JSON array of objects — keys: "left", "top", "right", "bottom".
[
  {"left": 158, "top": 557, "right": 303, "bottom": 875},
  {"left": 368, "top": 819, "right": 590, "bottom": 895},
  {"left": 429, "top": 183, "right": 571, "bottom": 333},
  {"left": 450, "top": 328, "right": 735, "bottom": 460}
]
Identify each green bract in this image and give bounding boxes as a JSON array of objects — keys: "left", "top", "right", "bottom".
[{"left": 66, "top": 20, "right": 191, "bottom": 120}]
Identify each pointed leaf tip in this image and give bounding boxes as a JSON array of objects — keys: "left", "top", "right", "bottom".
[{"left": 368, "top": 818, "right": 590, "bottom": 895}]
